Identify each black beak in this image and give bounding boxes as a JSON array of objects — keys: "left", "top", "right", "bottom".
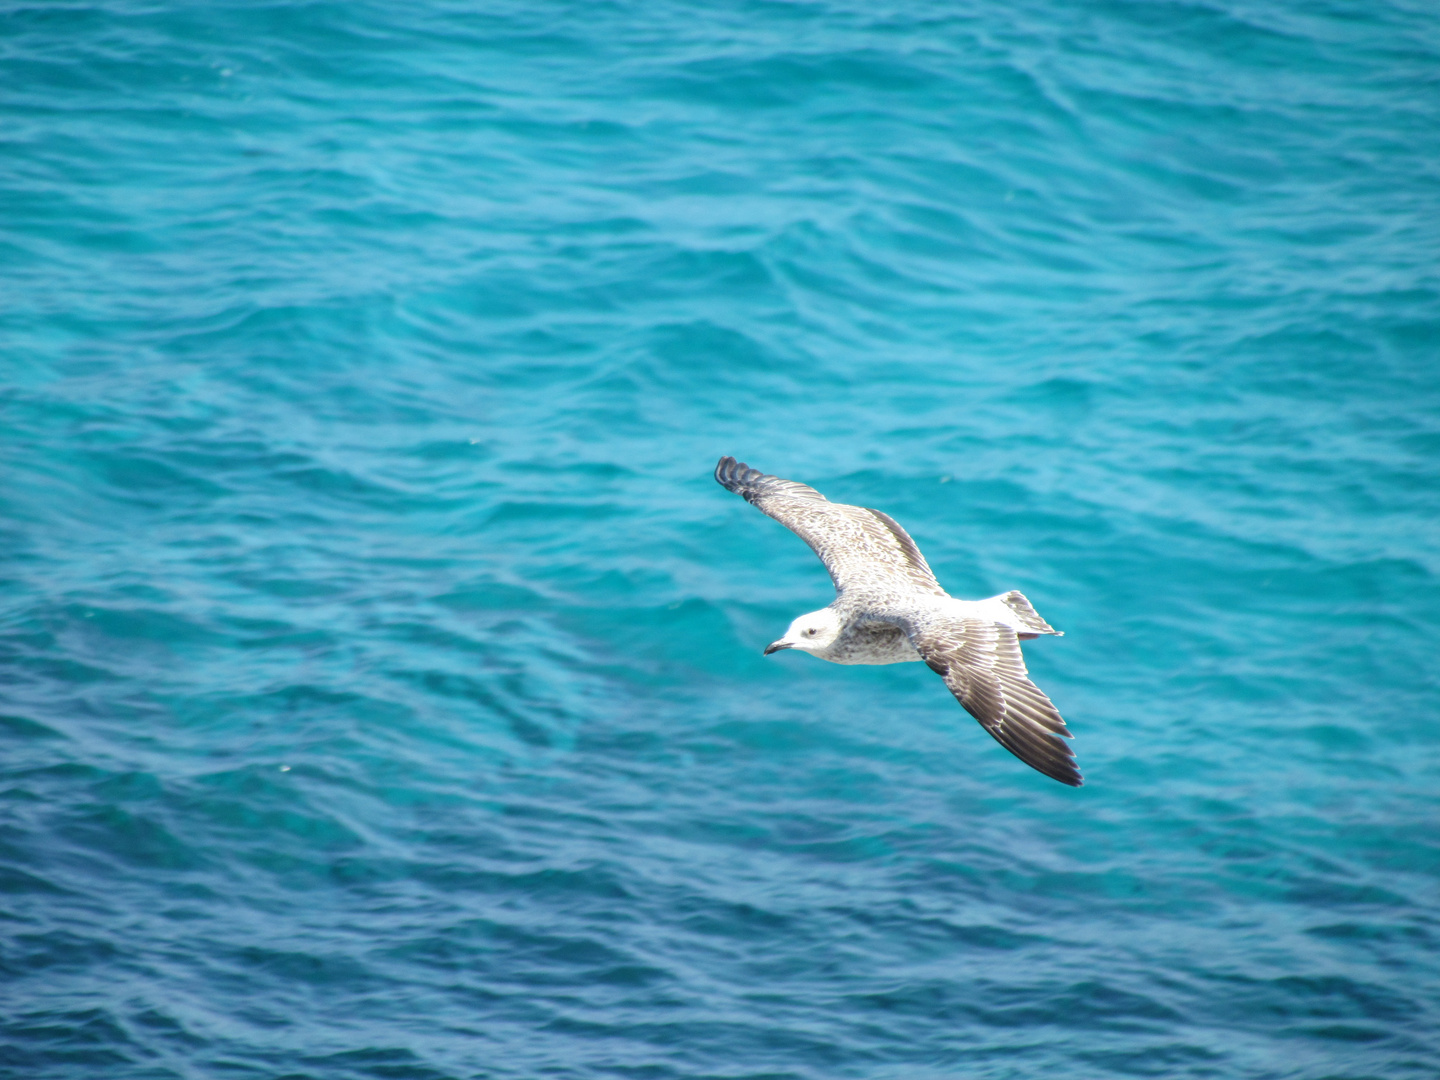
[{"left": 763, "top": 641, "right": 793, "bottom": 656}]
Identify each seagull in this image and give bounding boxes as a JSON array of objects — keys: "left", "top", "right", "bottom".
[{"left": 715, "top": 456, "right": 1082, "bottom": 786}]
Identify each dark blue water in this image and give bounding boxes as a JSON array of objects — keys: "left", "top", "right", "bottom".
[{"left": 3, "top": 2, "right": 1439, "bottom": 1077}]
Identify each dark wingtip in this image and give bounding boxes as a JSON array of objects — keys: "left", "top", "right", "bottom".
[
  {"left": 995, "top": 727, "right": 1083, "bottom": 786},
  {"left": 715, "top": 455, "right": 738, "bottom": 487},
  {"left": 715, "top": 455, "right": 760, "bottom": 494},
  {"left": 1025, "top": 746, "right": 1084, "bottom": 787},
  {"left": 1044, "top": 747, "right": 1084, "bottom": 786}
]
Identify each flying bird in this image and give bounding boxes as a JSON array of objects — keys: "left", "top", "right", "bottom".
[{"left": 715, "top": 456, "right": 1082, "bottom": 786}]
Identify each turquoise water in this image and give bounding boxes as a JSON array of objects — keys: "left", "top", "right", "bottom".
[{"left": 3, "top": 1, "right": 1439, "bottom": 1076}]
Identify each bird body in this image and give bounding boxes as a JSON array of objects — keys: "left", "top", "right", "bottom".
[
  {"left": 715, "top": 456, "right": 1082, "bottom": 787},
  {"left": 770, "top": 593, "right": 1050, "bottom": 665}
]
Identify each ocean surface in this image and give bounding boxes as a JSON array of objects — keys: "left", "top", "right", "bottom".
[{"left": 3, "top": 2, "right": 1439, "bottom": 1077}]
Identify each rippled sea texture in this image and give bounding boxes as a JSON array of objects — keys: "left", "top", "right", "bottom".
[{"left": 3, "top": 2, "right": 1439, "bottom": 1077}]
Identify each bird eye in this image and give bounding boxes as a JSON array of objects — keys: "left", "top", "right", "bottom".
[{"left": 806, "top": 628, "right": 816, "bottom": 636}]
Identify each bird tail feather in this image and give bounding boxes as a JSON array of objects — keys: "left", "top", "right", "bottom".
[{"left": 995, "top": 591, "right": 1063, "bottom": 637}]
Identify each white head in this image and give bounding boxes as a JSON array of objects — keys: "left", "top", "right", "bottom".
[{"left": 764, "top": 607, "right": 843, "bottom": 657}]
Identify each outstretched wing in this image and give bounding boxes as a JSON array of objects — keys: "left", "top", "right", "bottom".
[
  {"left": 715, "top": 456, "right": 946, "bottom": 600},
  {"left": 910, "top": 617, "right": 1082, "bottom": 786}
]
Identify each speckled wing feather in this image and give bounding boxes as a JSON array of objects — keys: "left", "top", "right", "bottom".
[
  {"left": 910, "top": 618, "right": 1082, "bottom": 786},
  {"left": 715, "top": 456, "right": 947, "bottom": 600}
]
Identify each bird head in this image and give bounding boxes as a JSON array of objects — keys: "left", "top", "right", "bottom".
[{"left": 764, "top": 608, "right": 843, "bottom": 656}]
